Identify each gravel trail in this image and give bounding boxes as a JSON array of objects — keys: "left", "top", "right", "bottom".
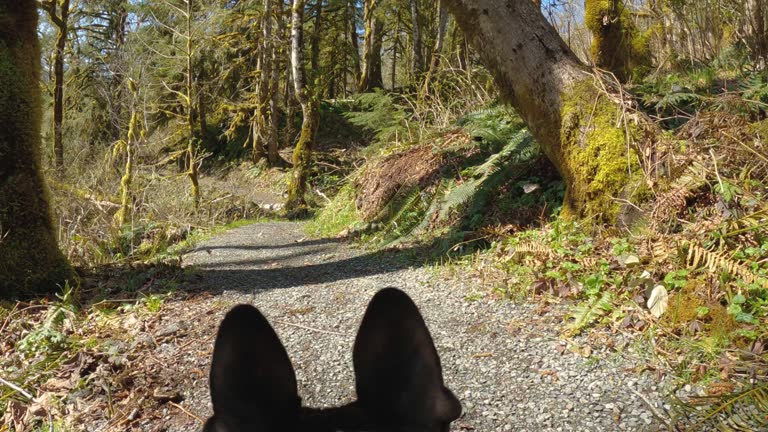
[{"left": 173, "top": 221, "right": 669, "bottom": 431}]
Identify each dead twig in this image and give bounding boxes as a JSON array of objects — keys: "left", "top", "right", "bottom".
[
  {"left": 0, "top": 376, "right": 34, "bottom": 400},
  {"left": 627, "top": 383, "right": 675, "bottom": 430},
  {"left": 170, "top": 401, "right": 205, "bottom": 423},
  {"left": 272, "top": 319, "right": 347, "bottom": 336}
]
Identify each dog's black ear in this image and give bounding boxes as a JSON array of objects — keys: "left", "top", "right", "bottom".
[
  {"left": 205, "top": 304, "right": 300, "bottom": 432},
  {"left": 353, "top": 288, "right": 461, "bottom": 429}
]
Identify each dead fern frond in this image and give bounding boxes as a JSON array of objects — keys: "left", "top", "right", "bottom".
[
  {"left": 651, "top": 172, "right": 705, "bottom": 232},
  {"left": 685, "top": 242, "right": 768, "bottom": 288},
  {"left": 511, "top": 241, "right": 558, "bottom": 264}
]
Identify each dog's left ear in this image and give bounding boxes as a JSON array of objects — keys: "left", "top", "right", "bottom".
[
  {"left": 204, "top": 304, "right": 301, "bottom": 432},
  {"left": 353, "top": 288, "right": 462, "bottom": 430}
]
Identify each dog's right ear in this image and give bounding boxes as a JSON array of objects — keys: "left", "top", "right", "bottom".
[
  {"left": 353, "top": 288, "right": 461, "bottom": 431},
  {"left": 204, "top": 304, "right": 301, "bottom": 432}
]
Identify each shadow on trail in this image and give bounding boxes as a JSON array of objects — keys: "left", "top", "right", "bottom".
[
  {"left": 189, "top": 243, "right": 433, "bottom": 293},
  {"left": 196, "top": 237, "right": 343, "bottom": 252}
]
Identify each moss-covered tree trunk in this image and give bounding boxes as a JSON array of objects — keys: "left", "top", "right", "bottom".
[
  {"left": 286, "top": 0, "right": 319, "bottom": 210},
  {"left": 442, "top": 0, "right": 658, "bottom": 223},
  {"left": 0, "top": 0, "right": 71, "bottom": 297},
  {"left": 585, "top": 0, "right": 649, "bottom": 82}
]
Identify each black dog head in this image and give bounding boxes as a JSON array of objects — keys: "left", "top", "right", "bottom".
[{"left": 203, "top": 288, "right": 461, "bottom": 432}]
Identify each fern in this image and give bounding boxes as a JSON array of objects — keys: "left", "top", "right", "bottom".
[
  {"left": 656, "top": 91, "right": 701, "bottom": 113},
  {"left": 567, "top": 291, "right": 613, "bottom": 335},
  {"left": 685, "top": 242, "right": 768, "bottom": 288},
  {"left": 344, "top": 90, "right": 408, "bottom": 143},
  {"left": 387, "top": 187, "right": 423, "bottom": 233},
  {"left": 431, "top": 129, "right": 537, "bottom": 226},
  {"left": 675, "top": 384, "right": 768, "bottom": 431}
]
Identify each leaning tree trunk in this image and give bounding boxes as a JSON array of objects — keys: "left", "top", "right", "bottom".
[
  {"left": 442, "top": 0, "right": 657, "bottom": 224},
  {"left": 0, "top": 0, "right": 71, "bottom": 297}
]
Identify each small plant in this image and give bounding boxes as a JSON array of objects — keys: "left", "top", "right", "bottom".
[
  {"left": 17, "top": 282, "right": 78, "bottom": 358},
  {"left": 142, "top": 294, "right": 165, "bottom": 313}
]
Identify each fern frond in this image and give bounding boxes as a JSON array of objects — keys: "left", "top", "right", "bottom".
[
  {"left": 511, "top": 241, "right": 558, "bottom": 263},
  {"left": 438, "top": 180, "right": 479, "bottom": 220},
  {"left": 567, "top": 291, "right": 613, "bottom": 335}
]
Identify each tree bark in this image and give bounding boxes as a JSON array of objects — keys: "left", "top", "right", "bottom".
[
  {"left": 442, "top": 0, "right": 654, "bottom": 223},
  {"left": 268, "top": 0, "right": 288, "bottom": 166},
  {"left": 0, "top": 0, "right": 71, "bottom": 297},
  {"left": 391, "top": 13, "right": 400, "bottom": 89},
  {"left": 421, "top": 0, "right": 448, "bottom": 95},
  {"left": 286, "top": 0, "right": 320, "bottom": 210},
  {"left": 252, "top": 0, "right": 272, "bottom": 164},
  {"left": 358, "top": 0, "right": 384, "bottom": 92},
  {"left": 410, "top": 0, "right": 424, "bottom": 79},
  {"left": 347, "top": 0, "right": 361, "bottom": 86},
  {"left": 185, "top": 0, "right": 200, "bottom": 209},
  {"left": 42, "top": 0, "right": 71, "bottom": 173}
]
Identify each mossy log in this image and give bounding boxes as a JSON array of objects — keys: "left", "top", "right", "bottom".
[{"left": 0, "top": 1, "right": 71, "bottom": 298}]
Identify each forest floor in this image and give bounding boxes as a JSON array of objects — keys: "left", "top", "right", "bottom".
[{"left": 26, "top": 220, "right": 684, "bottom": 432}]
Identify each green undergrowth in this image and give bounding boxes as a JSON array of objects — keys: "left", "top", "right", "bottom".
[{"left": 309, "top": 104, "right": 564, "bottom": 252}]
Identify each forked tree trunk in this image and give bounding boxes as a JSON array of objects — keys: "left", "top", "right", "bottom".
[
  {"left": 0, "top": 0, "right": 71, "bottom": 297},
  {"left": 443, "top": 0, "right": 656, "bottom": 223}
]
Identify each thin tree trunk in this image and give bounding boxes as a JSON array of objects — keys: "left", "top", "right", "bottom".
[
  {"left": 287, "top": 0, "right": 320, "bottom": 210},
  {"left": 391, "top": 14, "right": 400, "bottom": 89},
  {"left": 109, "top": 1, "right": 128, "bottom": 141},
  {"left": 252, "top": 0, "right": 272, "bottom": 163},
  {"left": 442, "top": 0, "right": 657, "bottom": 223},
  {"left": 358, "top": 0, "right": 384, "bottom": 92},
  {"left": 421, "top": 0, "right": 448, "bottom": 95},
  {"left": 185, "top": 0, "right": 200, "bottom": 209},
  {"left": 348, "top": 0, "right": 361, "bottom": 85},
  {"left": 0, "top": 0, "right": 71, "bottom": 296},
  {"left": 268, "top": 0, "right": 287, "bottom": 166},
  {"left": 43, "top": 0, "right": 71, "bottom": 172},
  {"left": 284, "top": 60, "right": 296, "bottom": 149},
  {"left": 410, "top": 0, "right": 424, "bottom": 79},
  {"left": 754, "top": 0, "right": 767, "bottom": 69}
]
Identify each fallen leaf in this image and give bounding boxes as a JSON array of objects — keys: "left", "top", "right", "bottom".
[
  {"left": 617, "top": 254, "right": 640, "bottom": 268},
  {"left": 647, "top": 285, "right": 669, "bottom": 318}
]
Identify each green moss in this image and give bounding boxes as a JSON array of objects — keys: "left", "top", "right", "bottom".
[
  {"left": 0, "top": 2, "right": 72, "bottom": 298},
  {"left": 286, "top": 102, "right": 320, "bottom": 210},
  {"left": 585, "top": 0, "right": 650, "bottom": 82},
  {"left": 559, "top": 80, "right": 644, "bottom": 222}
]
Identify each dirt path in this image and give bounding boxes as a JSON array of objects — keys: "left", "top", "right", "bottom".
[{"left": 153, "top": 221, "right": 669, "bottom": 431}]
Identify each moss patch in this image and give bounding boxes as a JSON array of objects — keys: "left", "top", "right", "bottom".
[
  {"left": 559, "top": 80, "right": 645, "bottom": 222},
  {"left": 585, "top": 0, "right": 650, "bottom": 82}
]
